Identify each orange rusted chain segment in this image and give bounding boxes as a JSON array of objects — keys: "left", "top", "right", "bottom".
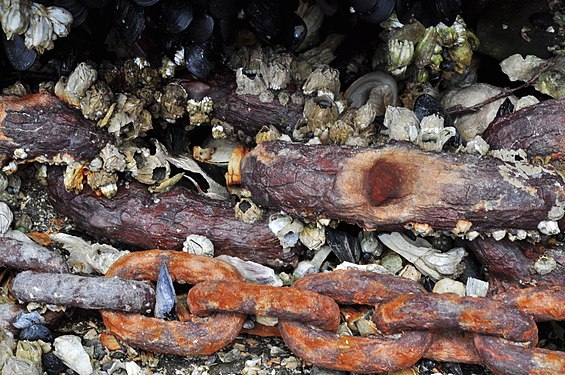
[
  {"left": 494, "top": 286, "right": 565, "bottom": 322},
  {"left": 101, "top": 250, "right": 246, "bottom": 356},
  {"left": 279, "top": 271, "right": 434, "bottom": 373},
  {"left": 187, "top": 281, "right": 340, "bottom": 331},
  {"left": 374, "top": 293, "right": 539, "bottom": 343},
  {"left": 474, "top": 335, "right": 565, "bottom": 375},
  {"left": 279, "top": 321, "right": 433, "bottom": 373},
  {"left": 242, "top": 324, "right": 282, "bottom": 337},
  {"left": 424, "top": 331, "right": 483, "bottom": 364},
  {"left": 292, "top": 269, "right": 426, "bottom": 304}
]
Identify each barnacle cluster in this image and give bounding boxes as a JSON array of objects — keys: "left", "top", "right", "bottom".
[
  {"left": 0, "top": 0, "right": 72, "bottom": 53},
  {"left": 378, "top": 14, "right": 479, "bottom": 82}
]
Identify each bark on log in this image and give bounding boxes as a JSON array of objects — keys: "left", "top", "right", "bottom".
[
  {"left": 467, "top": 238, "right": 565, "bottom": 290},
  {"left": 483, "top": 99, "right": 565, "bottom": 158},
  {"left": 178, "top": 73, "right": 302, "bottom": 138},
  {"left": 46, "top": 167, "right": 296, "bottom": 269},
  {"left": 0, "top": 237, "right": 69, "bottom": 273},
  {"left": 241, "top": 141, "right": 565, "bottom": 233},
  {"left": 0, "top": 93, "right": 110, "bottom": 164}
]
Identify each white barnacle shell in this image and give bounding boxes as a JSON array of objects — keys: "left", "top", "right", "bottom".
[
  {"left": 1, "top": 0, "right": 31, "bottom": 39},
  {"left": 387, "top": 39, "right": 414, "bottom": 75},
  {"left": 24, "top": 4, "right": 53, "bottom": 53},
  {"left": 302, "top": 65, "right": 340, "bottom": 99},
  {"left": 183, "top": 234, "right": 214, "bottom": 257},
  {"left": 299, "top": 224, "right": 325, "bottom": 251},
  {"left": 383, "top": 106, "right": 419, "bottom": 142},
  {"left": 46, "top": 6, "right": 72, "bottom": 38},
  {"left": 234, "top": 198, "right": 264, "bottom": 224},
  {"left": 0, "top": 201, "right": 14, "bottom": 235},
  {"left": 537, "top": 220, "right": 560, "bottom": 235},
  {"left": 268, "top": 213, "right": 304, "bottom": 249}
]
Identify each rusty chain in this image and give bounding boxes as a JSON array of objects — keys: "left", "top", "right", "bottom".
[{"left": 6, "top": 249, "right": 565, "bottom": 374}]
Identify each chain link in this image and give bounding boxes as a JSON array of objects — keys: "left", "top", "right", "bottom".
[{"left": 7, "top": 249, "right": 565, "bottom": 374}]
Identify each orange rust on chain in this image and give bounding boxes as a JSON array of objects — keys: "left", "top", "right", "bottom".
[
  {"left": 292, "top": 269, "right": 426, "bottom": 304},
  {"left": 494, "top": 286, "right": 565, "bottom": 322},
  {"left": 101, "top": 250, "right": 246, "bottom": 356},
  {"left": 242, "top": 324, "right": 281, "bottom": 337},
  {"left": 424, "top": 331, "right": 483, "bottom": 364},
  {"left": 187, "top": 281, "right": 340, "bottom": 331},
  {"left": 474, "top": 335, "right": 565, "bottom": 375},
  {"left": 278, "top": 271, "right": 434, "bottom": 373},
  {"left": 375, "top": 293, "right": 539, "bottom": 343}
]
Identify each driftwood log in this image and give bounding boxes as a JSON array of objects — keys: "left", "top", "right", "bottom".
[
  {"left": 483, "top": 99, "right": 565, "bottom": 158},
  {"left": 467, "top": 238, "right": 565, "bottom": 292},
  {"left": 178, "top": 73, "right": 302, "bottom": 139},
  {"left": 46, "top": 167, "right": 295, "bottom": 269},
  {"left": 0, "top": 93, "right": 111, "bottom": 163},
  {"left": 242, "top": 141, "right": 564, "bottom": 233}
]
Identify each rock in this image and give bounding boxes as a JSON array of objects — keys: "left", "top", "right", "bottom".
[
  {"left": 432, "top": 278, "right": 466, "bottom": 296},
  {"left": 2, "top": 357, "right": 41, "bottom": 375},
  {"left": 441, "top": 83, "right": 517, "bottom": 142},
  {"left": 53, "top": 335, "right": 93, "bottom": 375}
]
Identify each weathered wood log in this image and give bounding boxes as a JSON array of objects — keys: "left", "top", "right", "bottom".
[
  {"left": 178, "top": 72, "right": 302, "bottom": 139},
  {"left": 46, "top": 167, "right": 296, "bottom": 269},
  {"left": 483, "top": 99, "right": 565, "bottom": 158},
  {"left": 0, "top": 93, "right": 111, "bottom": 164},
  {"left": 467, "top": 238, "right": 565, "bottom": 291},
  {"left": 241, "top": 141, "right": 564, "bottom": 233},
  {"left": 0, "top": 237, "right": 69, "bottom": 274}
]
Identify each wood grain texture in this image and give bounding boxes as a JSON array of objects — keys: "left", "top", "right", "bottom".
[
  {"left": 46, "top": 167, "right": 297, "bottom": 269},
  {"left": 242, "top": 141, "right": 564, "bottom": 233},
  {"left": 0, "top": 93, "right": 110, "bottom": 163}
]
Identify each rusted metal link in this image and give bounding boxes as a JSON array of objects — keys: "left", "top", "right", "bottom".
[
  {"left": 375, "top": 293, "right": 539, "bottom": 343},
  {"left": 0, "top": 237, "right": 69, "bottom": 274},
  {"left": 100, "top": 250, "right": 246, "bottom": 356},
  {"left": 291, "top": 269, "right": 426, "bottom": 304},
  {"left": 279, "top": 321, "right": 434, "bottom": 373},
  {"left": 278, "top": 271, "right": 434, "bottom": 373},
  {"left": 11, "top": 271, "right": 155, "bottom": 313},
  {"left": 474, "top": 335, "right": 565, "bottom": 375},
  {"left": 187, "top": 281, "right": 341, "bottom": 331},
  {"left": 494, "top": 286, "right": 565, "bottom": 322},
  {"left": 424, "top": 331, "right": 482, "bottom": 364}
]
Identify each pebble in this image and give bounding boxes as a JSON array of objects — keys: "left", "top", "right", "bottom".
[
  {"left": 19, "top": 325, "right": 53, "bottom": 342},
  {"left": 433, "top": 278, "right": 466, "bottom": 296},
  {"left": 2, "top": 356, "right": 41, "bottom": 375},
  {"left": 53, "top": 335, "right": 94, "bottom": 375}
]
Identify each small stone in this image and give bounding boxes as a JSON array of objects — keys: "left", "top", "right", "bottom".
[
  {"left": 53, "top": 335, "right": 93, "bottom": 375},
  {"left": 432, "top": 278, "right": 465, "bottom": 296},
  {"left": 19, "top": 325, "right": 53, "bottom": 343},
  {"left": 399, "top": 265, "right": 421, "bottom": 282},
  {"left": 465, "top": 277, "right": 489, "bottom": 297},
  {"left": 533, "top": 255, "right": 557, "bottom": 275},
  {"left": 100, "top": 332, "right": 122, "bottom": 351},
  {"left": 42, "top": 352, "right": 66, "bottom": 375},
  {"left": 380, "top": 253, "right": 403, "bottom": 274},
  {"left": 2, "top": 357, "right": 41, "bottom": 375}
]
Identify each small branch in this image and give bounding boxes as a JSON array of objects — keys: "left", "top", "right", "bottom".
[{"left": 447, "top": 57, "right": 558, "bottom": 117}]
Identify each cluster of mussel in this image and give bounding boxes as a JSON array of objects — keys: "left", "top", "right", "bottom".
[{"left": 1, "top": 0, "right": 466, "bottom": 77}]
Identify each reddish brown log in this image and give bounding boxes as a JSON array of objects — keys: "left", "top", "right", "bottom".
[
  {"left": 242, "top": 141, "right": 565, "bottom": 232},
  {"left": 468, "top": 238, "right": 565, "bottom": 289},
  {"left": 0, "top": 93, "right": 110, "bottom": 163},
  {"left": 46, "top": 167, "right": 296, "bottom": 269},
  {"left": 483, "top": 99, "right": 565, "bottom": 158},
  {"left": 0, "top": 237, "right": 69, "bottom": 273},
  {"left": 178, "top": 73, "right": 302, "bottom": 138}
]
